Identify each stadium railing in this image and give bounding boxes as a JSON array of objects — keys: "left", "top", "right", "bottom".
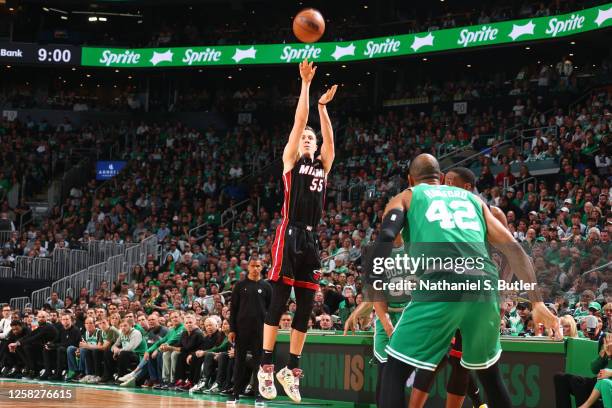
[
  {"left": 9, "top": 297, "right": 31, "bottom": 312},
  {"left": 509, "top": 176, "right": 537, "bottom": 194},
  {"left": 220, "top": 197, "right": 261, "bottom": 230},
  {"left": 31, "top": 286, "right": 51, "bottom": 310},
  {"left": 8, "top": 235, "right": 159, "bottom": 309},
  {"left": 0, "top": 266, "right": 13, "bottom": 278},
  {"left": 14, "top": 256, "right": 53, "bottom": 280},
  {"left": 0, "top": 230, "right": 11, "bottom": 246}
]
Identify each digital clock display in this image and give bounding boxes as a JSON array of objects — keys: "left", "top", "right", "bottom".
[{"left": 0, "top": 42, "right": 80, "bottom": 66}]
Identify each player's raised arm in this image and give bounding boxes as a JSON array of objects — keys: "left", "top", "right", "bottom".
[
  {"left": 318, "top": 84, "right": 338, "bottom": 174},
  {"left": 283, "top": 59, "right": 316, "bottom": 172},
  {"left": 482, "top": 202, "right": 561, "bottom": 339}
]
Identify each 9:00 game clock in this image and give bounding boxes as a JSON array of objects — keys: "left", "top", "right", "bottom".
[{"left": 0, "top": 42, "right": 81, "bottom": 66}]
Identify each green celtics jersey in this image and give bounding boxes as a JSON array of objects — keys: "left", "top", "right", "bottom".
[
  {"left": 84, "top": 328, "right": 102, "bottom": 345},
  {"left": 402, "top": 184, "right": 486, "bottom": 245},
  {"left": 101, "top": 327, "right": 120, "bottom": 344},
  {"left": 401, "top": 183, "right": 498, "bottom": 300}
]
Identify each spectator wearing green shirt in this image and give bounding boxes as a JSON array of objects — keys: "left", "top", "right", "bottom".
[
  {"left": 575, "top": 290, "right": 596, "bottom": 320},
  {"left": 110, "top": 319, "right": 147, "bottom": 377},
  {"left": 153, "top": 312, "right": 185, "bottom": 390},
  {"left": 508, "top": 302, "right": 531, "bottom": 336},
  {"left": 554, "top": 332, "right": 612, "bottom": 407}
]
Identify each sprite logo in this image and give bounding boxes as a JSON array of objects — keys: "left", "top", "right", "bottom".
[
  {"left": 99, "top": 50, "right": 141, "bottom": 66},
  {"left": 364, "top": 38, "right": 401, "bottom": 58},
  {"left": 280, "top": 45, "right": 321, "bottom": 62},
  {"left": 457, "top": 25, "right": 499, "bottom": 47},
  {"left": 182, "top": 48, "right": 222, "bottom": 65},
  {"left": 545, "top": 14, "right": 585, "bottom": 36}
]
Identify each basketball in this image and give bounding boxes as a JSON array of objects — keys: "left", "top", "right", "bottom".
[{"left": 293, "top": 8, "right": 325, "bottom": 43}]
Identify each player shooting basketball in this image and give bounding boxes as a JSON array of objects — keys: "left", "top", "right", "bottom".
[{"left": 257, "top": 59, "right": 337, "bottom": 404}]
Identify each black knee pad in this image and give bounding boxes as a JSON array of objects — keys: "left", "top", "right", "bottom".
[
  {"left": 446, "top": 356, "right": 469, "bottom": 396},
  {"left": 413, "top": 368, "right": 436, "bottom": 392},
  {"left": 291, "top": 304, "right": 311, "bottom": 332},
  {"left": 264, "top": 282, "right": 292, "bottom": 326},
  {"left": 291, "top": 287, "right": 315, "bottom": 332}
]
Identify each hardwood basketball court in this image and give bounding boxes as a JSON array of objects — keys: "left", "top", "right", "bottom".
[{"left": 0, "top": 379, "right": 346, "bottom": 407}]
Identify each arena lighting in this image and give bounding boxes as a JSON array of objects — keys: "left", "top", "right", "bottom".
[
  {"left": 571, "top": 41, "right": 576, "bottom": 44},
  {"left": 525, "top": 46, "right": 530, "bottom": 50},
  {"left": 341, "top": 64, "right": 346, "bottom": 68},
  {"left": 325, "top": 72, "right": 331, "bottom": 76},
  {"left": 467, "top": 64, "right": 472, "bottom": 67},
  {"left": 363, "top": 5, "right": 368, "bottom": 9},
  {"left": 422, "top": 57, "right": 428, "bottom": 61},
  {"left": 45, "top": 7, "right": 68, "bottom": 15},
  {"left": 569, "top": 53, "right": 574, "bottom": 56},
  {"left": 61, "top": 16, "right": 68, "bottom": 20},
  {"left": 89, "top": 16, "right": 98, "bottom": 22},
  {"left": 73, "top": 11, "right": 142, "bottom": 18},
  {"left": 99, "top": 17, "right": 107, "bottom": 22}
]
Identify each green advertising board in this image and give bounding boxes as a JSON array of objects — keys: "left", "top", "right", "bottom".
[
  {"left": 81, "top": 4, "right": 612, "bottom": 68},
  {"left": 275, "top": 333, "right": 598, "bottom": 407}
]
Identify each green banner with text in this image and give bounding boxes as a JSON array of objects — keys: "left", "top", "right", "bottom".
[{"left": 81, "top": 4, "right": 612, "bottom": 68}]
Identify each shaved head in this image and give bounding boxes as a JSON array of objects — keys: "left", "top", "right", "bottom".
[{"left": 409, "top": 154, "right": 441, "bottom": 183}]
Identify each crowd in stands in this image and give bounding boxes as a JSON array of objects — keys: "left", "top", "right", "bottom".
[{"left": 0, "top": 116, "right": 127, "bottom": 207}]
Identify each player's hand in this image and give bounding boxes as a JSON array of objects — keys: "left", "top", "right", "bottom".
[
  {"left": 318, "top": 85, "right": 338, "bottom": 105},
  {"left": 597, "top": 369, "right": 612, "bottom": 380},
  {"left": 228, "top": 332, "right": 236, "bottom": 343},
  {"left": 343, "top": 315, "right": 357, "bottom": 335},
  {"left": 531, "top": 302, "right": 562, "bottom": 340},
  {"left": 299, "top": 59, "right": 316, "bottom": 83}
]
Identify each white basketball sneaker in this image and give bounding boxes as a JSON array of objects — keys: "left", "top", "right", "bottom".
[
  {"left": 276, "top": 367, "right": 302, "bottom": 403},
  {"left": 257, "top": 364, "right": 277, "bottom": 400}
]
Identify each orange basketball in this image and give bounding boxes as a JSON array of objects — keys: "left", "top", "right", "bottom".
[{"left": 293, "top": 8, "right": 325, "bottom": 43}]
